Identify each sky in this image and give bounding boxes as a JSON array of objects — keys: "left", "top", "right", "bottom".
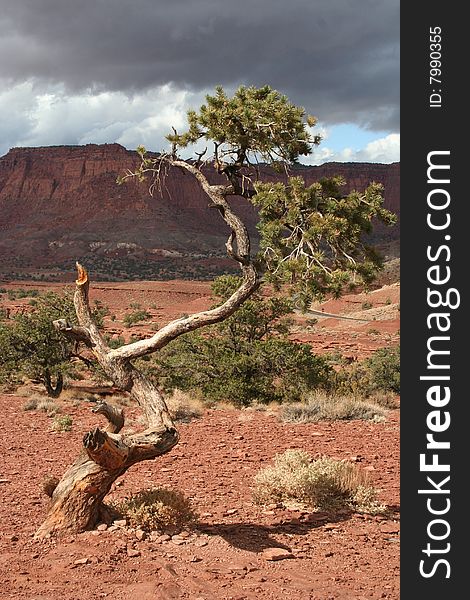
[{"left": 0, "top": 0, "right": 399, "bottom": 164}]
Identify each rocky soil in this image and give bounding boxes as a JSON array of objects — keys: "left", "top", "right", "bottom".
[
  {"left": 1, "top": 279, "right": 400, "bottom": 360},
  {"left": 0, "top": 278, "right": 400, "bottom": 598},
  {"left": 0, "top": 395, "right": 399, "bottom": 600}
]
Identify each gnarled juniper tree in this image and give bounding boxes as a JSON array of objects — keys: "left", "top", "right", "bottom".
[{"left": 38, "top": 85, "right": 395, "bottom": 537}]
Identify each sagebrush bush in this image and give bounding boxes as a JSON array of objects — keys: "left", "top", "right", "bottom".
[
  {"left": 166, "top": 389, "right": 204, "bottom": 423},
  {"left": 253, "top": 449, "right": 385, "bottom": 514},
  {"left": 52, "top": 414, "right": 73, "bottom": 432},
  {"left": 23, "top": 397, "right": 39, "bottom": 411},
  {"left": 114, "top": 488, "right": 196, "bottom": 532},
  {"left": 280, "top": 390, "right": 387, "bottom": 423},
  {"left": 366, "top": 390, "right": 400, "bottom": 409},
  {"left": 37, "top": 397, "right": 61, "bottom": 416}
]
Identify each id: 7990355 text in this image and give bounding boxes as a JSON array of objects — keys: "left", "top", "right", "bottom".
[{"left": 429, "top": 26, "right": 442, "bottom": 108}]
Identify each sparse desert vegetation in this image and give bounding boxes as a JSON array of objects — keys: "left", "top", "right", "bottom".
[
  {"left": 280, "top": 391, "right": 387, "bottom": 423},
  {"left": 165, "top": 389, "right": 204, "bottom": 423},
  {"left": 0, "top": 273, "right": 400, "bottom": 599},
  {"left": 253, "top": 449, "right": 386, "bottom": 514},
  {"left": 113, "top": 488, "right": 197, "bottom": 533},
  {"left": 123, "top": 309, "right": 152, "bottom": 327},
  {"left": 51, "top": 414, "right": 73, "bottom": 432}
]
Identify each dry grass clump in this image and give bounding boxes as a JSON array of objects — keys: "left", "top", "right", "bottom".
[
  {"left": 22, "top": 397, "right": 39, "bottom": 411},
  {"left": 37, "top": 398, "right": 61, "bottom": 416},
  {"left": 244, "top": 401, "right": 280, "bottom": 415},
  {"left": 366, "top": 390, "right": 400, "bottom": 409},
  {"left": 59, "top": 388, "right": 89, "bottom": 403},
  {"left": 15, "top": 382, "right": 44, "bottom": 397},
  {"left": 166, "top": 390, "right": 204, "bottom": 423},
  {"left": 114, "top": 488, "right": 197, "bottom": 532},
  {"left": 22, "top": 394, "right": 61, "bottom": 416},
  {"left": 51, "top": 414, "right": 73, "bottom": 432},
  {"left": 280, "top": 390, "right": 387, "bottom": 423},
  {"left": 253, "top": 449, "right": 386, "bottom": 514}
]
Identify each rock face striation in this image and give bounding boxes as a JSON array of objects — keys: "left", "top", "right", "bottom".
[{"left": 0, "top": 144, "right": 399, "bottom": 280}]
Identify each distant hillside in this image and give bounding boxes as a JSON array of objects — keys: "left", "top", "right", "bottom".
[{"left": 0, "top": 144, "right": 399, "bottom": 281}]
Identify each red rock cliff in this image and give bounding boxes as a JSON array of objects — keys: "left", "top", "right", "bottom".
[{"left": 0, "top": 144, "right": 399, "bottom": 279}]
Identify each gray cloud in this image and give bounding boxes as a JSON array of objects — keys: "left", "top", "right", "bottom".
[{"left": 0, "top": 0, "right": 399, "bottom": 131}]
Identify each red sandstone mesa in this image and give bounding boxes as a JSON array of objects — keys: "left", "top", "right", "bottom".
[{"left": 0, "top": 143, "right": 399, "bottom": 274}]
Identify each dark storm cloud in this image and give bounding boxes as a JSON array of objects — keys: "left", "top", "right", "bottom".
[{"left": 0, "top": 0, "right": 399, "bottom": 131}]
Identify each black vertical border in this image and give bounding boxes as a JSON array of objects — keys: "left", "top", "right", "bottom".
[{"left": 401, "top": 4, "right": 466, "bottom": 597}]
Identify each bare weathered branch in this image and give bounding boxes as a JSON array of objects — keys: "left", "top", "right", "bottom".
[
  {"left": 195, "top": 147, "right": 208, "bottom": 168},
  {"left": 52, "top": 319, "right": 93, "bottom": 346},
  {"left": 83, "top": 428, "right": 130, "bottom": 470},
  {"left": 104, "top": 157, "right": 259, "bottom": 362},
  {"left": 91, "top": 400, "right": 125, "bottom": 433}
]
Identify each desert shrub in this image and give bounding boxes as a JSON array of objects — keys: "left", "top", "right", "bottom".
[
  {"left": 362, "top": 301, "right": 373, "bottom": 310},
  {"left": 114, "top": 488, "right": 196, "bottom": 532},
  {"left": 331, "top": 361, "right": 370, "bottom": 396},
  {"left": 104, "top": 335, "right": 125, "bottom": 349},
  {"left": 123, "top": 309, "right": 151, "bottom": 327},
  {"left": 165, "top": 389, "right": 204, "bottom": 423},
  {"left": 280, "top": 391, "right": 387, "bottom": 423},
  {"left": 7, "top": 288, "right": 40, "bottom": 300},
  {"left": 92, "top": 300, "right": 110, "bottom": 321},
  {"left": 365, "top": 346, "right": 400, "bottom": 393},
  {"left": 0, "top": 291, "right": 109, "bottom": 396},
  {"left": 253, "top": 449, "right": 385, "bottom": 514},
  {"left": 23, "top": 397, "right": 39, "bottom": 411},
  {"left": 332, "top": 345, "right": 400, "bottom": 397},
  {"left": 366, "top": 390, "right": 400, "bottom": 409},
  {"left": 152, "top": 334, "right": 330, "bottom": 407},
  {"left": 51, "top": 414, "right": 73, "bottom": 432},
  {"left": 36, "top": 397, "right": 61, "bottom": 416},
  {"left": 143, "top": 276, "right": 331, "bottom": 406}
]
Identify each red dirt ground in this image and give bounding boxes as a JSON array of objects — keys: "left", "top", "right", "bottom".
[
  {"left": 0, "top": 279, "right": 400, "bottom": 599},
  {"left": 0, "top": 396, "right": 399, "bottom": 600},
  {"left": 1, "top": 279, "right": 400, "bottom": 360}
]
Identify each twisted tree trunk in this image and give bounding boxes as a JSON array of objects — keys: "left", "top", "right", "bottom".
[
  {"left": 36, "top": 274, "right": 179, "bottom": 537},
  {"left": 36, "top": 161, "right": 259, "bottom": 537},
  {"left": 44, "top": 370, "right": 63, "bottom": 398}
]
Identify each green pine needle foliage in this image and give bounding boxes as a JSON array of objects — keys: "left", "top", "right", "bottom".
[
  {"left": 253, "top": 176, "right": 396, "bottom": 307},
  {"left": 167, "top": 85, "right": 319, "bottom": 164},
  {"left": 136, "top": 276, "right": 331, "bottom": 407},
  {"left": 0, "top": 291, "right": 107, "bottom": 394}
]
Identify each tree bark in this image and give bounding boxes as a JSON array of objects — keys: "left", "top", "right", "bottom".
[
  {"left": 44, "top": 370, "right": 63, "bottom": 398},
  {"left": 36, "top": 405, "right": 178, "bottom": 537},
  {"left": 37, "top": 160, "right": 259, "bottom": 538}
]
